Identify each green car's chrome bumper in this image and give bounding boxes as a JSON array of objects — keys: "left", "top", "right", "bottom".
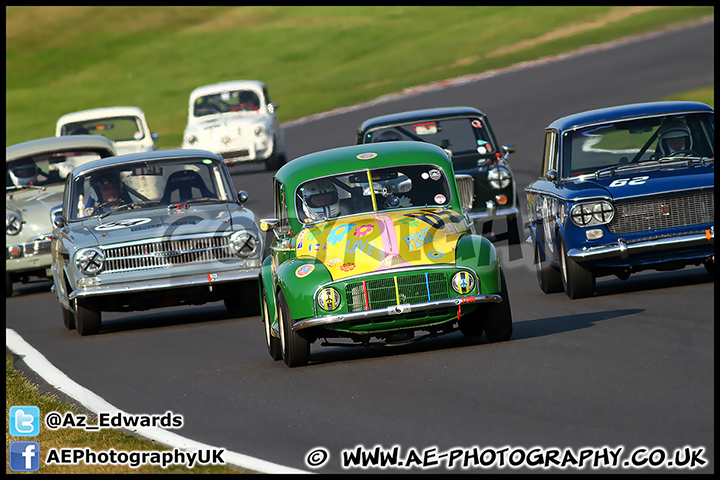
[{"left": 293, "top": 293, "right": 502, "bottom": 331}]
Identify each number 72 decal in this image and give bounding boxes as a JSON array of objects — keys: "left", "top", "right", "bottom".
[{"left": 609, "top": 176, "right": 649, "bottom": 187}]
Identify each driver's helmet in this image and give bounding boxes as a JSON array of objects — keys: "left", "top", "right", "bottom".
[
  {"left": 301, "top": 178, "right": 340, "bottom": 219},
  {"left": 8, "top": 158, "right": 39, "bottom": 186},
  {"left": 374, "top": 130, "right": 402, "bottom": 142},
  {"left": 90, "top": 171, "right": 123, "bottom": 203},
  {"left": 658, "top": 119, "right": 692, "bottom": 156}
]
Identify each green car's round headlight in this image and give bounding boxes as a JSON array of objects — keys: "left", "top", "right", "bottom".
[
  {"left": 75, "top": 248, "right": 105, "bottom": 276},
  {"left": 317, "top": 287, "right": 341, "bottom": 311},
  {"left": 451, "top": 271, "right": 475, "bottom": 295}
]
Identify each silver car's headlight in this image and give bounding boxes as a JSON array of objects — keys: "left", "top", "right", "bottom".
[
  {"left": 6, "top": 212, "right": 23, "bottom": 236},
  {"left": 487, "top": 166, "right": 511, "bottom": 189},
  {"left": 570, "top": 201, "right": 614, "bottom": 227},
  {"left": 229, "top": 231, "right": 260, "bottom": 258},
  {"left": 75, "top": 247, "right": 105, "bottom": 276}
]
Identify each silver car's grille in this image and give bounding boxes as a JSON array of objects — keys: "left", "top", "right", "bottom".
[
  {"left": 103, "top": 236, "right": 233, "bottom": 273},
  {"left": 345, "top": 272, "right": 448, "bottom": 313},
  {"left": 608, "top": 192, "right": 714, "bottom": 235}
]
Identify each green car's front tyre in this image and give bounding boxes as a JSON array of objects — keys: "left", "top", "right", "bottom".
[
  {"left": 278, "top": 291, "right": 310, "bottom": 367},
  {"left": 262, "top": 291, "right": 282, "bottom": 361},
  {"left": 482, "top": 268, "right": 513, "bottom": 342}
]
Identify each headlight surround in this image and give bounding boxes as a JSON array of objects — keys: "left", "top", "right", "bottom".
[
  {"left": 75, "top": 247, "right": 105, "bottom": 276},
  {"left": 451, "top": 271, "right": 476, "bottom": 295},
  {"left": 229, "top": 231, "right": 260, "bottom": 258},
  {"left": 570, "top": 201, "right": 614, "bottom": 227},
  {"left": 317, "top": 287, "right": 341, "bottom": 312},
  {"left": 6, "top": 213, "right": 23, "bottom": 236},
  {"left": 487, "top": 166, "right": 511, "bottom": 189}
]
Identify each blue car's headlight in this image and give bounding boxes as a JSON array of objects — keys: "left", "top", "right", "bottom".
[{"left": 570, "top": 201, "right": 614, "bottom": 227}]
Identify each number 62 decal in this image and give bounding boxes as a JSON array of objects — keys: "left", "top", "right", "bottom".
[{"left": 609, "top": 176, "right": 649, "bottom": 187}]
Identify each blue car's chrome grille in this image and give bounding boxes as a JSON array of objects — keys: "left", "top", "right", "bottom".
[
  {"left": 345, "top": 272, "right": 448, "bottom": 313},
  {"left": 608, "top": 192, "right": 714, "bottom": 235},
  {"left": 103, "top": 236, "right": 232, "bottom": 273}
]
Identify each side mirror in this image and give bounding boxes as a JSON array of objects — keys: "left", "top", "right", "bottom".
[
  {"left": 52, "top": 213, "right": 66, "bottom": 229},
  {"left": 237, "top": 190, "right": 249, "bottom": 204},
  {"left": 267, "top": 103, "right": 278, "bottom": 114},
  {"left": 151, "top": 132, "right": 159, "bottom": 141},
  {"left": 259, "top": 218, "right": 279, "bottom": 232},
  {"left": 501, "top": 144, "right": 516, "bottom": 155},
  {"left": 545, "top": 169, "right": 557, "bottom": 182}
]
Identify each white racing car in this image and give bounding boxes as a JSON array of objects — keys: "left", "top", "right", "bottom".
[
  {"left": 56, "top": 106, "right": 158, "bottom": 155},
  {"left": 181, "top": 80, "right": 288, "bottom": 170}
]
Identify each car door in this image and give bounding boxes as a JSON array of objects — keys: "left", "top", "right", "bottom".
[
  {"left": 528, "top": 129, "right": 562, "bottom": 265},
  {"left": 269, "top": 179, "right": 296, "bottom": 276},
  {"left": 51, "top": 174, "right": 75, "bottom": 308}
]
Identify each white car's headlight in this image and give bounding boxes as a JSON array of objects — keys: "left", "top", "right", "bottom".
[
  {"left": 75, "top": 247, "right": 105, "bottom": 276},
  {"left": 254, "top": 125, "right": 267, "bottom": 137},
  {"left": 186, "top": 135, "right": 198, "bottom": 145},
  {"left": 487, "top": 166, "right": 511, "bottom": 189},
  {"left": 6, "top": 213, "right": 23, "bottom": 236},
  {"left": 570, "top": 201, "right": 614, "bottom": 227},
  {"left": 229, "top": 231, "right": 260, "bottom": 258}
]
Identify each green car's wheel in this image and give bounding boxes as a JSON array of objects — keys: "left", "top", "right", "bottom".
[
  {"left": 560, "top": 237, "right": 595, "bottom": 299},
  {"left": 483, "top": 268, "right": 513, "bottom": 342},
  {"left": 263, "top": 290, "right": 282, "bottom": 361},
  {"left": 75, "top": 298, "right": 101, "bottom": 336},
  {"left": 61, "top": 305, "right": 76, "bottom": 330},
  {"left": 535, "top": 241, "right": 563, "bottom": 294},
  {"left": 278, "top": 291, "right": 310, "bottom": 367}
]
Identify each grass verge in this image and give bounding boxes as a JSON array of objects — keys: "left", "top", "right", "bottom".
[{"left": 6, "top": 353, "right": 244, "bottom": 474}]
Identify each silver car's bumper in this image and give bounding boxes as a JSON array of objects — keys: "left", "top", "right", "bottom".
[
  {"left": 69, "top": 268, "right": 259, "bottom": 301},
  {"left": 567, "top": 229, "right": 714, "bottom": 262},
  {"left": 293, "top": 294, "right": 502, "bottom": 331}
]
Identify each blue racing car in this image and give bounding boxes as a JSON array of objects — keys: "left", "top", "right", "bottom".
[{"left": 525, "top": 101, "right": 714, "bottom": 298}]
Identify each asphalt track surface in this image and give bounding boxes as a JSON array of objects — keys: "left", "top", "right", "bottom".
[{"left": 6, "top": 19, "right": 714, "bottom": 473}]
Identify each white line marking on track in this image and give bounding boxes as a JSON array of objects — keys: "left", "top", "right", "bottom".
[{"left": 5, "top": 328, "right": 310, "bottom": 474}]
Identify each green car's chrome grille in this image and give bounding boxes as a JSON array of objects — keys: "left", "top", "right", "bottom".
[
  {"left": 103, "top": 236, "right": 232, "bottom": 273},
  {"left": 608, "top": 191, "right": 714, "bottom": 235},
  {"left": 345, "top": 272, "right": 448, "bottom": 313}
]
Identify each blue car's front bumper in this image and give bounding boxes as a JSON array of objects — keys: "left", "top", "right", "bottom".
[{"left": 567, "top": 227, "right": 714, "bottom": 264}]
